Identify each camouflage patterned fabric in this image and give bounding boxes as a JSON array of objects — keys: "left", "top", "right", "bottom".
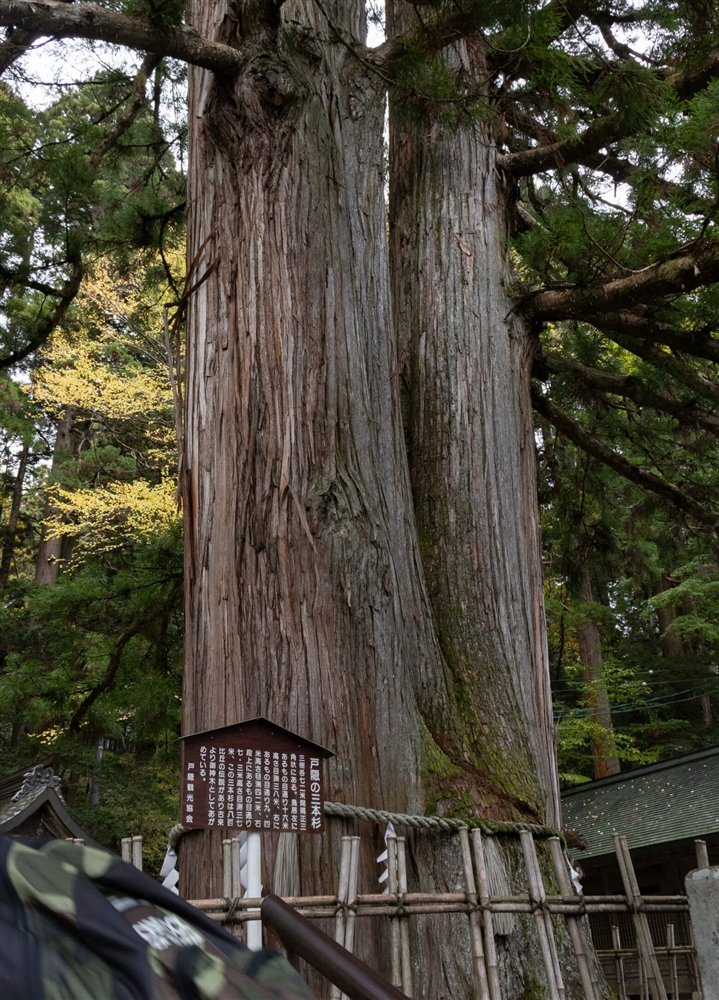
[{"left": 0, "top": 836, "right": 315, "bottom": 1000}]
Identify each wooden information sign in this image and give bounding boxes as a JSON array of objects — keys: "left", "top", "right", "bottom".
[{"left": 179, "top": 718, "right": 334, "bottom": 834}]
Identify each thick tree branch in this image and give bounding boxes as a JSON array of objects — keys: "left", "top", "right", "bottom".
[
  {"left": 531, "top": 385, "right": 719, "bottom": 528},
  {"left": 498, "top": 113, "right": 624, "bottom": 177},
  {"left": 500, "top": 45, "right": 719, "bottom": 178},
  {"left": 577, "top": 153, "right": 711, "bottom": 214},
  {"left": 666, "top": 45, "right": 719, "bottom": 100},
  {"left": 607, "top": 333, "right": 719, "bottom": 405},
  {"left": 593, "top": 312, "right": 719, "bottom": 365},
  {"left": 373, "top": 0, "right": 590, "bottom": 74},
  {"left": 89, "top": 50, "right": 159, "bottom": 170},
  {"left": 0, "top": 0, "right": 246, "bottom": 75},
  {"left": 523, "top": 242, "right": 719, "bottom": 333},
  {"left": 542, "top": 350, "right": 719, "bottom": 438},
  {"left": 0, "top": 262, "right": 68, "bottom": 298},
  {"left": 0, "top": 253, "right": 83, "bottom": 368},
  {"left": 0, "top": 26, "right": 36, "bottom": 72},
  {"left": 68, "top": 620, "right": 143, "bottom": 732}
]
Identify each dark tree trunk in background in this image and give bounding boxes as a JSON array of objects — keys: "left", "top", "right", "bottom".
[
  {"left": 653, "top": 575, "right": 713, "bottom": 726},
  {"left": 0, "top": 441, "right": 29, "bottom": 590},
  {"left": 653, "top": 575, "right": 685, "bottom": 658},
  {"left": 34, "top": 406, "right": 74, "bottom": 585},
  {"left": 576, "top": 568, "right": 620, "bottom": 778}
]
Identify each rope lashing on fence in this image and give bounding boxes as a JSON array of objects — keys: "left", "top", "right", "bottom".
[
  {"left": 167, "top": 805, "right": 562, "bottom": 849},
  {"left": 323, "top": 800, "right": 562, "bottom": 839}
]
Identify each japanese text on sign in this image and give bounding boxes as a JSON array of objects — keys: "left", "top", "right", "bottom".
[{"left": 182, "top": 745, "right": 325, "bottom": 832}]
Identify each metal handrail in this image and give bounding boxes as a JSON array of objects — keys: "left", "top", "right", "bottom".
[{"left": 261, "top": 893, "right": 408, "bottom": 1000}]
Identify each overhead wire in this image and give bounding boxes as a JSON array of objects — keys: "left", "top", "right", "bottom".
[{"left": 553, "top": 677, "right": 719, "bottom": 719}]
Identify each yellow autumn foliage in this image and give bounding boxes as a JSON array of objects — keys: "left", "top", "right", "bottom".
[
  {"left": 31, "top": 330, "right": 173, "bottom": 422},
  {"left": 44, "top": 478, "right": 179, "bottom": 554},
  {"left": 30, "top": 254, "right": 185, "bottom": 561}
]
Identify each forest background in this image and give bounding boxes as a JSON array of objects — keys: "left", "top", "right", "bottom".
[{"left": 0, "top": 2, "right": 718, "bottom": 876}]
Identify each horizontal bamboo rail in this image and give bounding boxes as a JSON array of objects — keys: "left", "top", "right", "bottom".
[{"left": 188, "top": 891, "right": 690, "bottom": 924}]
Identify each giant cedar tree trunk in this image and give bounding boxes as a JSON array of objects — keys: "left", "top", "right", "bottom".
[
  {"left": 385, "top": 23, "right": 576, "bottom": 993},
  {"left": 387, "top": 18, "right": 559, "bottom": 826},
  {"left": 181, "top": 4, "right": 564, "bottom": 994},
  {"left": 181, "top": 4, "right": 457, "bottom": 980}
]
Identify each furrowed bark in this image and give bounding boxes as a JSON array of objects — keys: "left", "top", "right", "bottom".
[
  {"left": 388, "top": 26, "right": 559, "bottom": 828},
  {"left": 180, "top": 2, "right": 465, "bottom": 991},
  {"left": 532, "top": 386, "right": 719, "bottom": 528},
  {"left": 388, "top": 10, "right": 571, "bottom": 991}
]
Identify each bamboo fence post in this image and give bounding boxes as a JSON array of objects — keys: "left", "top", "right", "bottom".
[
  {"left": 520, "top": 831, "right": 564, "bottom": 1000},
  {"left": 694, "top": 839, "right": 709, "bottom": 869},
  {"left": 612, "top": 834, "right": 667, "bottom": 1000},
  {"left": 640, "top": 954, "right": 648, "bottom": 1000},
  {"left": 386, "top": 834, "right": 402, "bottom": 990},
  {"left": 245, "top": 832, "right": 263, "bottom": 951},
  {"left": 222, "top": 839, "right": 233, "bottom": 898},
  {"left": 330, "top": 836, "right": 352, "bottom": 1000},
  {"left": 612, "top": 924, "right": 628, "bottom": 1000},
  {"left": 471, "top": 830, "right": 501, "bottom": 1000},
  {"left": 396, "top": 837, "right": 413, "bottom": 998},
  {"left": 548, "top": 837, "right": 596, "bottom": 1000},
  {"left": 121, "top": 837, "right": 132, "bottom": 863},
  {"left": 459, "top": 826, "right": 490, "bottom": 1000},
  {"left": 666, "top": 924, "right": 679, "bottom": 1000},
  {"left": 131, "top": 835, "right": 143, "bottom": 871},
  {"left": 231, "top": 837, "right": 241, "bottom": 898},
  {"left": 340, "top": 836, "right": 361, "bottom": 1000}
]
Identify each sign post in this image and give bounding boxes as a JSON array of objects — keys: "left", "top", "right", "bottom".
[
  {"left": 245, "top": 830, "right": 263, "bottom": 950},
  {"left": 180, "top": 718, "right": 334, "bottom": 949}
]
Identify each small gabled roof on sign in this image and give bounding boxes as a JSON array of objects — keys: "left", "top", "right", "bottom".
[{"left": 179, "top": 717, "right": 335, "bottom": 758}]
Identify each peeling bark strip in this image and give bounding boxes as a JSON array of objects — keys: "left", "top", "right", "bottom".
[{"left": 0, "top": 0, "right": 246, "bottom": 75}]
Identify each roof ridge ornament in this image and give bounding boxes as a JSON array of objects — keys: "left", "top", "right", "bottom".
[{"left": 11, "top": 765, "right": 65, "bottom": 805}]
